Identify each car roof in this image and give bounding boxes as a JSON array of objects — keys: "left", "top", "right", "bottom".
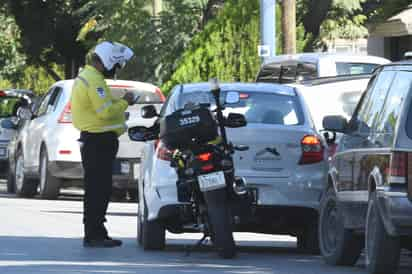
[
  {"left": 263, "top": 53, "right": 390, "bottom": 65},
  {"left": 55, "top": 79, "right": 160, "bottom": 93},
  {"left": 380, "top": 60, "right": 412, "bottom": 70},
  {"left": 178, "top": 82, "right": 297, "bottom": 97}
]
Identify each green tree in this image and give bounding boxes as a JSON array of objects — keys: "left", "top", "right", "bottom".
[
  {"left": 162, "top": 0, "right": 261, "bottom": 93},
  {"left": 0, "top": 8, "right": 25, "bottom": 84},
  {"left": 0, "top": 0, "right": 106, "bottom": 79}
]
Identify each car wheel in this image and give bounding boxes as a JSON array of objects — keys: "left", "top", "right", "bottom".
[
  {"left": 6, "top": 165, "right": 15, "bottom": 193},
  {"left": 297, "top": 220, "right": 320, "bottom": 254},
  {"left": 128, "top": 188, "right": 138, "bottom": 202},
  {"left": 14, "top": 149, "right": 37, "bottom": 198},
  {"left": 39, "top": 147, "right": 61, "bottom": 199},
  {"left": 141, "top": 190, "right": 165, "bottom": 250},
  {"left": 319, "top": 188, "right": 363, "bottom": 266},
  {"left": 111, "top": 188, "right": 127, "bottom": 201},
  {"left": 365, "top": 192, "right": 401, "bottom": 274}
]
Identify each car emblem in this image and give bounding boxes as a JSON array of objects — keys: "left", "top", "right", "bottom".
[{"left": 254, "top": 147, "right": 281, "bottom": 161}]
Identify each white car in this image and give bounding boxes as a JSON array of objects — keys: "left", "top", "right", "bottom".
[
  {"left": 6, "top": 79, "right": 163, "bottom": 199},
  {"left": 256, "top": 53, "right": 389, "bottom": 83},
  {"left": 137, "top": 82, "right": 328, "bottom": 252}
]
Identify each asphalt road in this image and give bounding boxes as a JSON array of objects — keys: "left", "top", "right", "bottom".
[{"left": 0, "top": 183, "right": 411, "bottom": 274}]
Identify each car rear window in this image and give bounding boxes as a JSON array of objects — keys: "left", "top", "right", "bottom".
[
  {"left": 0, "top": 97, "right": 23, "bottom": 118},
  {"left": 335, "top": 62, "right": 379, "bottom": 76},
  {"left": 179, "top": 91, "right": 304, "bottom": 126},
  {"left": 110, "top": 87, "right": 163, "bottom": 104}
]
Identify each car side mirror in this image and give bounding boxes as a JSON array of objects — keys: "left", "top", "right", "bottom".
[
  {"left": 323, "top": 115, "right": 348, "bottom": 133},
  {"left": 128, "top": 126, "right": 158, "bottom": 142},
  {"left": 1, "top": 118, "right": 18, "bottom": 130},
  {"left": 141, "top": 105, "right": 158, "bottom": 119},
  {"left": 225, "top": 113, "right": 247, "bottom": 128}
]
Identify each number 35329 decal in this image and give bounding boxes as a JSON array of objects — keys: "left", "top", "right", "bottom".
[{"left": 179, "top": 116, "right": 200, "bottom": 126}]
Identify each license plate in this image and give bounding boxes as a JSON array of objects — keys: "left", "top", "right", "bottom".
[
  {"left": 120, "top": 161, "right": 130, "bottom": 174},
  {"left": 133, "top": 164, "right": 140, "bottom": 180},
  {"left": 198, "top": 171, "right": 226, "bottom": 192}
]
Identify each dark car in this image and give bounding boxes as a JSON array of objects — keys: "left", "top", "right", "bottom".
[
  {"left": 0, "top": 89, "right": 34, "bottom": 180},
  {"left": 320, "top": 61, "right": 412, "bottom": 274}
]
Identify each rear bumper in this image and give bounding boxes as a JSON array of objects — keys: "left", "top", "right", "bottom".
[
  {"left": 377, "top": 191, "right": 412, "bottom": 237},
  {"left": 48, "top": 158, "right": 140, "bottom": 189}
]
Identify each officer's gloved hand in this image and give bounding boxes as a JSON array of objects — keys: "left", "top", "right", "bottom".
[{"left": 123, "top": 92, "right": 135, "bottom": 105}]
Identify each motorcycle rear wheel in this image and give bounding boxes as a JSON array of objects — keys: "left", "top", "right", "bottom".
[{"left": 203, "top": 188, "right": 236, "bottom": 259}]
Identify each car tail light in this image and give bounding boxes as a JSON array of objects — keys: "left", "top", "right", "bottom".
[
  {"left": 155, "top": 88, "right": 166, "bottom": 102},
  {"left": 201, "top": 164, "right": 214, "bottom": 172},
  {"left": 59, "top": 150, "right": 72, "bottom": 155},
  {"left": 154, "top": 140, "right": 173, "bottom": 161},
  {"left": 58, "top": 102, "right": 72, "bottom": 123},
  {"left": 386, "top": 152, "right": 407, "bottom": 184},
  {"left": 0, "top": 90, "right": 6, "bottom": 96},
  {"left": 299, "top": 135, "right": 324, "bottom": 165}
]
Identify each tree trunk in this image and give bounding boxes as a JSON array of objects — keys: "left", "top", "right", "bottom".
[{"left": 282, "top": 0, "right": 296, "bottom": 54}]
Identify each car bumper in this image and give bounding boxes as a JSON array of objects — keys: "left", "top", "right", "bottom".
[
  {"left": 49, "top": 158, "right": 141, "bottom": 189},
  {"left": 242, "top": 169, "right": 326, "bottom": 210},
  {"left": 377, "top": 191, "right": 412, "bottom": 237}
]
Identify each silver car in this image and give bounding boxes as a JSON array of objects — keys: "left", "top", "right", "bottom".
[{"left": 137, "top": 82, "right": 328, "bottom": 252}]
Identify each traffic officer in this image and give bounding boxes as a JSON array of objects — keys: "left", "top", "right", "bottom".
[{"left": 71, "top": 41, "right": 135, "bottom": 247}]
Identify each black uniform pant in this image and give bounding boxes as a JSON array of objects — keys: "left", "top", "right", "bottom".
[{"left": 80, "top": 131, "right": 118, "bottom": 240}]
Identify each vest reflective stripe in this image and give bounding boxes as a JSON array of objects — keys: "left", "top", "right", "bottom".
[
  {"left": 102, "top": 123, "right": 126, "bottom": 131},
  {"left": 77, "top": 76, "right": 89, "bottom": 87},
  {"left": 96, "top": 101, "right": 113, "bottom": 113}
]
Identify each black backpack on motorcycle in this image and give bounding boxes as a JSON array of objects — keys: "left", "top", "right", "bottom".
[{"left": 159, "top": 106, "right": 218, "bottom": 150}]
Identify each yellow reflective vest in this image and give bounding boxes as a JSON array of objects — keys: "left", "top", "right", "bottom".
[{"left": 71, "top": 65, "right": 128, "bottom": 136}]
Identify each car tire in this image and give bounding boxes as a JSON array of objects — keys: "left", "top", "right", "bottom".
[
  {"left": 14, "top": 149, "right": 37, "bottom": 198},
  {"left": 141, "top": 193, "right": 165, "bottom": 250},
  {"left": 39, "top": 147, "right": 61, "bottom": 199},
  {"left": 128, "top": 188, "right": 138, "bottom": 202},
  {"left": 6, "top": 166, "right": 15, "bottom": 193},
  {"left": 297, "top": 220, "right": 320, "bottom": 254},
  {"left": 111, "top": 188, "right": 127, "bottom": 201},
  {"left": 319, "top": 188, "right": 363, "bottom": 266},
  {"left": 365, "top": 192, "right": 401, "bottom": 274}
]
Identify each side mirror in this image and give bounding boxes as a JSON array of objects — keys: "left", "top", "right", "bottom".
[
  {"left": 1, "top": 118, "right": 18, "bottom": 130},
  {"left": 225, "top": 91, "right": 240, "bottom": 104},
  {"left": 323, "top": 115, "right": 348, "bottom": 133},
  {"left": 141, "top": 105, "right": 158, "bottom": 119},
  {"left": 17, "top": 108, "right": 33, "bottom": 120},
  {"left": 128, "top": 126, "right": 158, "bottom": 142},
  {"left": 225, "top": 113, "right": 247, "bottom": 128}
]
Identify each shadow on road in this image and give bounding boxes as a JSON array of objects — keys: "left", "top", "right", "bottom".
[{"left": 0, "top": 236, "right": 411, "bottom": 274}]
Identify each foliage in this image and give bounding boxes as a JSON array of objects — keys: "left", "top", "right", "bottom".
[
  {"left": 319, "top": 0, "right": 368, "bottom": 42},
  {"left": 0, "top": 0, "right": 103, "bottom": 79},
  {"left": 161, "top": 0, "right": 261, "bottom": 93},
  {"left": 0, "top": 9, "right": 25, "bottom": 83}
]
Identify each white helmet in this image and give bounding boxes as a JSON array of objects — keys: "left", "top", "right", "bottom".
[{"left": 94, "top": 41, "right": 134, "bottom": 70}]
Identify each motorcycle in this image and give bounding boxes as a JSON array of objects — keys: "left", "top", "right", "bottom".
[{"left": 129, "top": 80, "right": 252, "bottom": 258}]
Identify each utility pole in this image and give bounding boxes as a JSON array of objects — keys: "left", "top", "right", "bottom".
[
  {"left": 281, "top": 0, "right": 296, "bottom": 54},
  {"left": 259, "top": 0, "right": 277, "bottom": 64},
  {"left": 152, "top": 0, "right": 162, "bottom": 17}
]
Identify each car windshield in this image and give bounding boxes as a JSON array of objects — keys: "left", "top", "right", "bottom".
[
  {"left": 0, "top": 97, "right": 23, "bottom": 118},
  {"left": 179, "top": 91, "right": 304, "bottom": 126},
  {"left": 110, "top": 87, "right": 163, "bottom": 104},
  {"left": 335, "top": 62, "right": 379, "bottom": 76}
]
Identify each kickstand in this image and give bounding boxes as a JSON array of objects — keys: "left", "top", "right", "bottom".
[{"left": 184, "top": 234, "right": 209, "bottom": 257}]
